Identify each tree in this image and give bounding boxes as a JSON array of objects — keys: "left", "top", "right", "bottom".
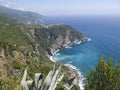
[{"left": 85, "top": 56, "right": 120, "bottom": 90}]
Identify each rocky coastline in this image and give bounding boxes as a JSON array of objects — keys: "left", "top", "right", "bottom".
[
  {"left": 47, "top": 54, "right": 84, "bottom": 89},
  {"left": 47, "top": 37, "right": 91, "bottom": 90},
  {"left": 47, "top": 35, "right": 89, "bottom": 56}
]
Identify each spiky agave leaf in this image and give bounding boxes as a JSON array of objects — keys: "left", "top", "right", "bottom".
[
  {"left": 41, "top": 65, "right": 55, "bottom": 90},
  {"left": 21, "top": 65, "right": 65, "bottom": 90},
  {"left": 27, "top": 80, "right": 33, "bottom": 86},
  {"left": 21, "top": 66, "right": 29, "bottom": 90},
  {"left": 64, "top": 77, "right": 76, "bottom": 90},
  {"left": 48, "top": 65, "right": 61, "bottom": 90},
  {"left": 35, "top": 73, "right": 43, "bottom": 90},
  {"left": 54, "top": 73, "right": 64, "bottom": 90}
]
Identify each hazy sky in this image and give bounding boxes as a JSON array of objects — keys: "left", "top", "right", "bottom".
[{"left": 0, "top": 0, "right": 120, "bottom": 16}]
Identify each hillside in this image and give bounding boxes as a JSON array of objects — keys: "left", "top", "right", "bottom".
[
  {"left": 0, "top": 12, "right": 86, "bottom": 89},
  {"left": 28, "top": 24, "right": 86, "bottom": 55},
  {"left": 0, "top": 5, "right": 45, "bottom": 24}
]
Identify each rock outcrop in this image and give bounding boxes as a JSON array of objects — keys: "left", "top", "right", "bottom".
[{"left": 47, "top": 29, "right": 87, "bottom": 56}]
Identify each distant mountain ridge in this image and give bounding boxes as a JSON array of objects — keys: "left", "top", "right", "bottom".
[{"left": 0, "top": 5, "right": 45, "bottom": 24}]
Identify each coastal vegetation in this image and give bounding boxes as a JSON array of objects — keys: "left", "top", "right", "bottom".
[
  {"left": 0, "top": 7, "right": 81, "bottom": 90},
  {"left": 0, "top": 5, "right": 120, "bottom": 90},
  {"left": 85, "top": 56, "right": 120, "bottom": 90}
]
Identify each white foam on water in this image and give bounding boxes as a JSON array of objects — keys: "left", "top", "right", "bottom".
[
  {"left": 87, "top": 38, "right": 91, "bottom": 42},
  {"left": 65, "top": 46, "right": 72, "bottom": 48},
  {"left": 49, "top": 55, "right": 85, "bottom": 90},
  {"left": 49, "top": 55, "right": 56, "bottom": 62}
]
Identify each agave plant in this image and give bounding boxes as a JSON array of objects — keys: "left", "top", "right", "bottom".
[
  {"left": 64, "top": 77, "right": 76, "bottom": 90},
  {"left": 21, "top": 65, "right": 65, "bottom": 90}
]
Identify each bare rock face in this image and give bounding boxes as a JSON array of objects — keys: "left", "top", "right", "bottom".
[{"left": 49, "top": 30, "right": 85, "bottom": 56}]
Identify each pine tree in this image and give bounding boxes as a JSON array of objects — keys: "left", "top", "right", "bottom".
[{"left": 85, "top": 56, "right": 120, "bottom": 90}]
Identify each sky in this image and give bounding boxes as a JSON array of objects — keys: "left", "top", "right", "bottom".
[{"left": 0, "top": 0, "right": 120, "bottom": 16}]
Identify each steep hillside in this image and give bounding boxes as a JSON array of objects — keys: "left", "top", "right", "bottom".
[
  {"left": 0, "top": 5, "right": 45, "bottom": 24},
  {"left": 31, "top": 24, "right": 87, "bottom": 55},
  {"left": 0, "top": 15, "right": 52, "bottom": 89},
  {"left": 0, "top": 14, "right": 85, "bottom": 89}
]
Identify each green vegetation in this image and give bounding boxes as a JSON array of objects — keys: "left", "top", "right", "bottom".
[
  {"left": 1, "top": 6, "right": 120, "bottom": 90},
  {"left": 85, "top": 56, "right": 120, "bottom": 90},
  {"left": 21, "top": 65, "right": 64, "bottom": 90},
  {"left": 0, "top": 15, "right": 28, "bottom": 49},
  {"left": 34, "top": 24, "right": 84, "bottom": 49},
  {"left": 0, "top": 13, "right": 80, "bottom": 90}
]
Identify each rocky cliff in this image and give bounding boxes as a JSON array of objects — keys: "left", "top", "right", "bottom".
[{"left": 42, "top": 24, "right": 88, "bottom": 56}]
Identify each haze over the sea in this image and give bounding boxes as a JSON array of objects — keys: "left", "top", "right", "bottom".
[{"left": 0, "top": 0, "right": 120, "bottom": 16}]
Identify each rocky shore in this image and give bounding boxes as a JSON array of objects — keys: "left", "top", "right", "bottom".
[
  {"left": 43, "top": 24, "right": 91, "bottom": 90},
  {"left": 48, "top": 55, "right": 84, "bottom": 90},
  {"left": 47, "top": 37, "right": 91, "bottom": 90},
  {"left": 47, "top": 35, "right": 89, "bottom": 56},
  {"left": 65, "top": 64, "right": 85, "bottom": 90}
]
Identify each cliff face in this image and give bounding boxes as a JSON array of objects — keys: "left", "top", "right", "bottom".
[
  {"left": 42, "top": 25, "right": 87, "bottom": 56},
  {"left": 49, "top": 30, "right": 86, "bottom": 55}
]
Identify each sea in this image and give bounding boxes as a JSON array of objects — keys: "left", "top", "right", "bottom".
[{"left": 44, "top": 15, "right": 120, "bottom": 75}]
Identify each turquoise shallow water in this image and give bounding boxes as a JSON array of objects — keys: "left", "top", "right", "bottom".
[{"left": 44, "top": 16, "right": 120, "bottom": 74}]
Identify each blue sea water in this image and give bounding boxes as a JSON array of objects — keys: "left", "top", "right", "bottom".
[{"left": 44, "top": 16, "right": 120, "bottom": 74}]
